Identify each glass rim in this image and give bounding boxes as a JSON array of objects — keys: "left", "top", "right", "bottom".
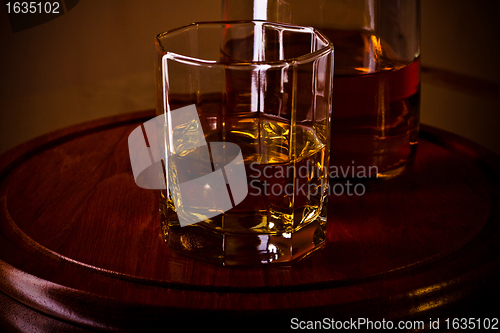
[{"left": 155, "top": 20, "right": 334, "bottom": 69}]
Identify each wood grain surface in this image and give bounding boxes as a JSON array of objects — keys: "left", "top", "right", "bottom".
[{"left": 0, "top": 110, "right": 499, "bottom": 332}]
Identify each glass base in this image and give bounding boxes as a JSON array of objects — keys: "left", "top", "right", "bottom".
[
  {"left": 329, "top": 141, "right": 418, "bottom": 184},
  {"left": 375, "top": 162, "right": 410, "bottom": 181},
  {"left": 161, "top": 217, "right": 327, "bottom": 266}
]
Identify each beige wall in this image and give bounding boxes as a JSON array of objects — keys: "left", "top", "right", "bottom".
[
  {"left": 420, "top": 0, "right": 500, "bottom": 154},
  {"left": 1, "top": 0, "right": 499, "bottom": 155}
]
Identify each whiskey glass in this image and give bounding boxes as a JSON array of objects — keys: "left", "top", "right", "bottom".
[{"left": 155, "top": 21, "right": 334, "bottom": 265}]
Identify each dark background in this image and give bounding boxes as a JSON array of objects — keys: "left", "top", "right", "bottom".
[{"left": 1, "top": 0, "right": 499, "bottom": 156}]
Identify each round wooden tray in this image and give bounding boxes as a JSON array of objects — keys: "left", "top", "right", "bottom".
[{"left": 0, "top": 110, "right": 499, "bottom": 331}]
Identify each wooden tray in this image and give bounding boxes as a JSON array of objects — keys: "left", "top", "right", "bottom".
[{"left": 0, "top": 110, "right": 499, "bottom": 331}]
